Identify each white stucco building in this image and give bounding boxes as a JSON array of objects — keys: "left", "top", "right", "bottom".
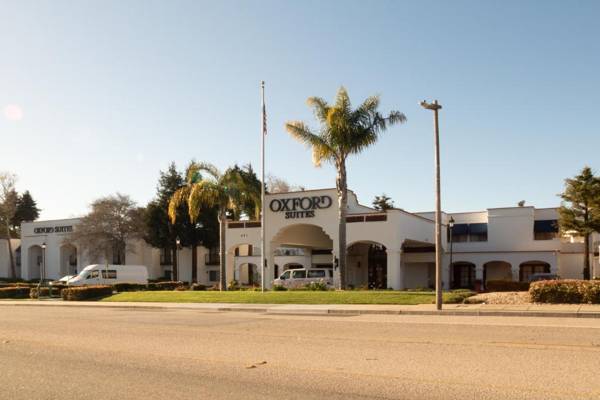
[{"left": 3, "top": 187, "right": 600, "bottom": 289}]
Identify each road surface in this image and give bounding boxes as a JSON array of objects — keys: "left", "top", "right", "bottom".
[{"left": 1, "top": 305, "right": 599, "bottom": 399}]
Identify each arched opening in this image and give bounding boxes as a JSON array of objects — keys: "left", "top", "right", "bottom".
[
  {"left": 451, "top": 262, "right": 476, "bottom": 289},
  {"left": 28, "top": 245, "right": 43, "bottom": 280},
  {"left": 519, "top": 261, "right": 550, "bottom": 282},
  {"left": 237, "top": 263, "right": 259, "bottom": 286},
  {"left": 60, "top": 244, "right": 78, "bottom": 276},
  {"left": 483, "top": 261, "right": 512, "bottom": 285},
  {"left": 272, "top": 224, "right": 334, "bottom": 278},
  {"left": 347, "top": 241, "right": 387, "bottom": 289}
]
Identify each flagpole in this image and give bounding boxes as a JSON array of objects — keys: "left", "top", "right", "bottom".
[{"left": 260, "top": 81, "right": 266, "bottom": 293}]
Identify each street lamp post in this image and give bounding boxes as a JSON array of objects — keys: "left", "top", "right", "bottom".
[
  {"left": 421, "top": 99, "right": 443, "bottom": 310},
  {"left": 175, "top": 237, "right": 181, "bottom": 282},
  {"left": 448, "top": 216, "right": 455, "bottom": 289}
]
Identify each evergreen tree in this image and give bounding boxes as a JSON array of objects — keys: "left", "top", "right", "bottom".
[
  {"left": 372, "top": 194, "right": 394, "bottom": 211},
  {"left": 558, "top": 166, "right": 600, "bottom": 279},
  {"left": 11, "top": 190, "right": 41, "bottom": 234}
]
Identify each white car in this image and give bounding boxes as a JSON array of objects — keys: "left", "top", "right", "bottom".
[
  {"left": 67, "top": 264, "right": 149, "bottom": 286},
  {"left": 273, "top": 268, "right": 333, "bottom": 289}
]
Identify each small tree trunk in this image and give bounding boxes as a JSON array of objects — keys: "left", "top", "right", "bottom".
[
  {"left": 584, "top": 233, "right": 591, "bottom": 280},
  {"left": 172, "top": 243, "right": 178, "bottom": 281},
  {"left": 218, "top": 210, "right": 227, "bottom": 291},
  {"left": 5, "top": 222, "right": 16, "bottom": 278},
  {"left": 191, "top": 243, "right": 198, "bottom": 283},
  {"left": 336, "top": 160, "right": 348, "bottom": 290}
]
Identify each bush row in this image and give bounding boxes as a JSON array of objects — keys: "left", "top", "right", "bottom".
[
  {"left": 61, "top": 285, "right": 114, "bottom": 301},
  {"left": 529, "top": 280, "right": 600, "bottom": 304},
  {"left": 485, "top": 280, "right": 530, "bottom": 292},
  {"left": 0, "top": 286, "right": 31, "bottom": 299}
]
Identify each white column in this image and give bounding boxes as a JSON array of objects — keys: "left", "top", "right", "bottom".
[
  {"left": 387, "top": 250, "right": 402, "bottom": 290},
  {"left": 475, "top": 265, "right": 484, "bottom": 281},
  {"left": 511, "top": 265, "right": 520, "bottom": 282},
  {"left": 265, "top": 243, "right": 275, "bottom": 289}
]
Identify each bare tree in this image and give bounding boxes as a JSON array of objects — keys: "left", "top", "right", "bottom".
[
  {"left": 0, "top": 172, "right": 18, "bottom": 278},
  {"left": 266, "top": 175, "right": 305, "bottom": 194},
  {"left": 67, "top": 194, "right": 144, "bottom": 265}
]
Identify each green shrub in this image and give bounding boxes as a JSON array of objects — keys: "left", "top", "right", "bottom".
[
  {"left": 112, "top": 283, "right": 147, "bottom": 292},
  {"left": 272, "top": 284, "right": 287, "bottom": 291},
  {"left": 190, "top": 284, "right": 207, "bottom": 291},
  {"left": 529, "top": 280, "right": 600, "bottom": 304},
  {"left": 0, "top": 286, "right": 31, "bottom": 299},
  {"left": 147, "top": 281, "right": 185, "bottom": 291},
  {"left": 227, "top": 280, "right": 240, "bottom": 291},
  {"left": 442, "top": 290, "right": 475, "bottom": 304},
  {"left": 304, "top": 281, "right": 329, "bottom": 291},
  {"left": 485, "top": 280, "right": 530, "bottom": 292},
  {"left": 61, "top": 285, "right": 114, "bottom": 301}
]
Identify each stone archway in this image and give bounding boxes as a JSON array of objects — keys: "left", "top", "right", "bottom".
[
  {"left": 27, "top": 245, "right": 43, "bottom": 280},
  {"left": 451, "top": 261, "right": 476, "bottom": 289},
  {"left": 60, "top": 244, "right": 78, "bottom": 276},
  {"left": 519, "top": 261, "right": 550, "bottom": 282},
  {"left": 347, "top": 241, "right": 387, "bottom": 289}
]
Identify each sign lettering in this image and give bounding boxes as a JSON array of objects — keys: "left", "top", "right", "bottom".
[
  {"left": 269, "top": 195, "right": 333, "bottom": 219},
  {"left": 34, "top": 226, "right": 73, "bottom": 234}
]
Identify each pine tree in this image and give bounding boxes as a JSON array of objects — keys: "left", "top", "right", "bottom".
[
  {"left": 11, "top": 190, "right": 40, "bottom": 234},
  {"left": 558, "top": 166, "right": 600, "bottom": 279},
  {"left": 372, "top": 194, "right": 394, "bottom": 211}
]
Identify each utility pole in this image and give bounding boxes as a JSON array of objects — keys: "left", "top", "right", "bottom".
[{"left": 420, "top": 100, "right": 443, "bottom": 310}]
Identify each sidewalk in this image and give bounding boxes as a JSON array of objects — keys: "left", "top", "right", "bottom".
[{"left": 2, "top": 299, "right": 600, "bottom": 318}]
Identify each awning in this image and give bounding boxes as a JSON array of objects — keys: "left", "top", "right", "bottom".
[
  {"left": 534, "top": 220, "right": 558, "bottom": 233},
  {"left": 469, "top": 223, "right": 488, "bottom": 234},
  {"left": 452, "top": 223, "right": 469, "bottom": 235}
]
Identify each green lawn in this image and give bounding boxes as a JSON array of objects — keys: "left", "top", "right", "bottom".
[{"left": 102, "top": 290, "right": 468, "bottom": 305}]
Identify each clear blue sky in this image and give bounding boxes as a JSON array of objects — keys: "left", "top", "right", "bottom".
[{"left": 1, "top": 0, "right": 599, "bottom": 219}]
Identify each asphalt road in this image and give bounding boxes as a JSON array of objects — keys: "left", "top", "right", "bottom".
[{"left": 1, "top": 305, "right": 599, "bottom": 400}]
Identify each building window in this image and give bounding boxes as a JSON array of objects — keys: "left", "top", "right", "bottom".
[
  {"left": 209, "top": 270, "right": 220, "bottom": 282},
  {"left": 451, "top": 224, "right": 469, "bottom": 242},
  {"left": 534, "top": 220, "right": 558, "bottom": 240},
  {"left": 450, "top": 223, "right": 488, "bottom": 242},
  {"left": 160, "top": 248, "right": 172, "bottom": 265},
  {"left": 469, "top": 223, "right": 488, "bottom": 242}
]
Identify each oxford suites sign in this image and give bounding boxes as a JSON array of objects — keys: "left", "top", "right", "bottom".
[{"left": 269, "top": 195, "right": 333, "bottom": 219}]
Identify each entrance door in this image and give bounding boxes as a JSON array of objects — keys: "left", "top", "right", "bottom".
[{"left": 368, "top": 245, "right": 387, "bottom": 289}]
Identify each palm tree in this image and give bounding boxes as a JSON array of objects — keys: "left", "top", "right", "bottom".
[
  {"left": 168, "top": 162, "right": 260, "bottom": 290},
  {"left": 285, "top": 87, "right": 406, "bottom": 289}
]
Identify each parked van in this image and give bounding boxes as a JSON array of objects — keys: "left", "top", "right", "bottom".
[
  {"left": 273, "top": 268, "right": 333, "bottom": 289},
  {"left": 66, "top": 264, "right": 149, "bottom": 286}
]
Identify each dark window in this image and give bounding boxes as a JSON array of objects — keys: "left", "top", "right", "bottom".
[
  {"left": 312, "top": 249, "right": 333, "bottom": 255},
  {"left": 534, "top": 220, "right": 558, "bottom": 240},
  {"left": 307, "top": 270, "right": 326, "bottom": 278},
  {"left": 469, "top": 223, "right": 488, "bottom": 242},
  {"left": 346, "top": 216, "right": 364, "bottom": 223},
  {"left": 160, "top": 248, "right": 172, "bottom": 265},
  {"left": 101, "top": 270, "right": 117, "bottom": 279},
  {"left": 208, "top": 270, "right": 220, "bottom": 282},
  {"left": 365, "top": 214, "right": 387, "bottom": 222},
  {"left": 451, "top": 224, "right": 469, "bottom": 242},
  {"left": 292, "top": 270, "right": 306, "bottom": 279},
  {"left": 520, "top": 263, "right": 550, "bottom": 282}
]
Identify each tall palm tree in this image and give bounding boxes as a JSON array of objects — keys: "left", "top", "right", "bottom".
[
  {"left": 285, "top": 87, "right": 406, "bottom": 289},
  {"left": 169, "top": 162, "right": 260, "bottom": 290}
]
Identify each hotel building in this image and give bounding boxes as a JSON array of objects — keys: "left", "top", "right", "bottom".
[{"left": 2, "top": 188, "right": 599, "bottom": 289}]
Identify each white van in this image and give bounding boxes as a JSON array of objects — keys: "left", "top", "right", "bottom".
[
  {"left": 273, "top": 268, "right": 333, "bottom": 289},
  {"left": 66, "top": 264, "right": 149, "bottom": 286}
]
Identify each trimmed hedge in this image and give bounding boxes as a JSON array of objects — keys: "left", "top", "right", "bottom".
[
  {"left": 146, "top": 281, "right": 185, "bottom": 291},
  {"left": 190, "top": 284, "right": 207, "bottom": 291},
  {"left": 61, "top": 285, "right": 114, "bottom": 301},
  {"left": 30, "top": 286, "right": 65, "bottom": 299},
  {"left": 0, "top": 286, "right": 31, "bottom": 299},
  {"left": 486, "top": 280, "right": 530, "bottom": 292},
  {"left": 112, "top": 283, "right": 147, "bottom": 292},
  {"left": 529, "top": 280, "right": 600, "bottom": 304}
]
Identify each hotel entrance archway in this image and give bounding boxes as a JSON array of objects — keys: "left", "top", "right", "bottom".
[{"left": 347, "top": 242, "right": 387, "bottom": 289}]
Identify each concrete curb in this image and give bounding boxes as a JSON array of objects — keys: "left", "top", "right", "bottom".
[{"left": 2, "top": 300, "right": 600, "bottom": 318}]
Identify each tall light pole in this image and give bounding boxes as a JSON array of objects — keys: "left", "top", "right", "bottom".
[
  {"left": 448, "top": 216, "right": 455, "bottom": 289},
  {"left": 421, "top": 100, "right": 443, "bottom": 310},
  {"left": 175, "top": 236, "right": 181, "bottom": 282}
]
